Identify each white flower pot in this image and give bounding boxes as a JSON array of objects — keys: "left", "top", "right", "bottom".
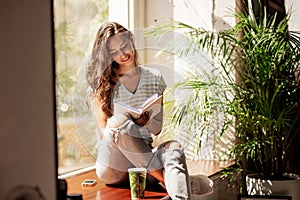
[{"left": 246, "top": 173, "right": 300, "bottom": 200}]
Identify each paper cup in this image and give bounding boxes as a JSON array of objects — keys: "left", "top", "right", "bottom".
[{"left": 128, "top": 167, "right": 147, "bottom": 200}]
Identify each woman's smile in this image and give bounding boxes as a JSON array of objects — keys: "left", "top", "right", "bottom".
[{"left": 120, "top": 54, "right": 131, "bottom": 63}]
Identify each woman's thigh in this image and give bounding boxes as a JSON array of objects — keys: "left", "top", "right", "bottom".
[
  {"left": 96, "top": 138, "right": 132, "bottom": 172},
  {"left": 155, "top": 140, "right": 182, "bottom": 152},
  {"left": 95, "top": 161, "right": 129, "bottom": 185}
]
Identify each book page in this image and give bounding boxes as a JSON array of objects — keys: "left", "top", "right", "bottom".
[
  {"left": 114, "top": 94, "right": 162, "bottom": 119},
  {"left": 113, "top": 102, "right": 142, "bottom": 118},
  {"left": 141, "top": 94, "right": 159, "bottom": 109},
  {"left": 140, "top": 94, "right": 162, "bottom": 117}
]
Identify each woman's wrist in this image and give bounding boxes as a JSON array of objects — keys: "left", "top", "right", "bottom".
[{"left": 146, "top": 118, "right": 162, "bottom": 135}]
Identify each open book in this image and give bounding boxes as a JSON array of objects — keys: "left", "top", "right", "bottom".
[{"left": 114, "top": 94, "right": 162, "bottom": 119}]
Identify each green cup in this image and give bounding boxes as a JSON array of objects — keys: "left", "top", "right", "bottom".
[{"left": 128, "top": 167, "right": 147, "bottom": 200}]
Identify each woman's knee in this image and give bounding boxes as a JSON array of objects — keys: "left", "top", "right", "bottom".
[
  {"left": 106, "top": 115, "right": 142, "bottom": 140},
  {"left": 107, "top": 114, "right": 129, "bottom": 128},
  {"left": 163, "top": 140, "right": 182, "bottom": 149},
  {"left": 96, "top": 163, "right": 128, "bottom": 185}
]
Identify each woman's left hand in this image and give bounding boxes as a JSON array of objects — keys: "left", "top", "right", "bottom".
[{"left": 131, "top": 111, "right": 150, "bottom": 127}]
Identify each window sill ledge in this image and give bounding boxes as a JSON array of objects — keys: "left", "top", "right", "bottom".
[{"left": 62, "top": 159, "right": 235, "bottom": 200}]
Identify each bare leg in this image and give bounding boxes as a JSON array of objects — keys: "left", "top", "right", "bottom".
[
  {"left": 95, "top": 162, "right": 129, "bottom": 185},
  {"left": 95, "top": 132, "right": 132, "bottom": 184}
]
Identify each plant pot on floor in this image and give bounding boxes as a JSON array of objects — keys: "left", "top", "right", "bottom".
[{"left": 246, "top": 173, "right": 300, "bottom": 200}]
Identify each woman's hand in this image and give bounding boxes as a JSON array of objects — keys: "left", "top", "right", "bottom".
[{"left": 131, "top": 111, "right": 150, "bottom": 127}]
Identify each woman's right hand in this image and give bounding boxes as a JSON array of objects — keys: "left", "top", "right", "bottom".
[{"left": 131, "top": 111, "right": 150, "bottom": 127}]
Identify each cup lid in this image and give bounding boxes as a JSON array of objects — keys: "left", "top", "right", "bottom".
[{"left": 128, "top": 167, "right": 147, "bottom": 172}]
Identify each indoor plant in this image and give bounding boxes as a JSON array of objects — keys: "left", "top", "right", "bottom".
[{"left": 147, "top": 1, "right": 300, "bottom": 198}]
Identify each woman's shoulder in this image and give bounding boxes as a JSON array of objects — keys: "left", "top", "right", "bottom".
[{"left": 139, "top": 65, "right": 167, "bottom": 93}]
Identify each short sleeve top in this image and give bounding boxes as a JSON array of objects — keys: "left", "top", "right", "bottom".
[
  {"left": 112, "top": 65, "right": 167, "bottom": 146},
  {"left": 112, "top": 66, "right": 167, "bottom": 108}
]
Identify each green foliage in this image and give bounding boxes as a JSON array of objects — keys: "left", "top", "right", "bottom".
[{"left": 147, "top": 4, "right": 300, "bottom": 179}]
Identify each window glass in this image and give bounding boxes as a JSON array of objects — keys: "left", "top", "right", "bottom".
[{"left": 53, "top": 0, "right": 109, "bottom": 174}]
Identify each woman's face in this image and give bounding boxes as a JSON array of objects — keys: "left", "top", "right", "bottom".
[{"left": 108, "top": 35, "right": 135, "bottom": 68}]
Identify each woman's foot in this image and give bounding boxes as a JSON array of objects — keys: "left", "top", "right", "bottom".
[{"left": 189, "top": 174, "right": 214, "bottom": 195}]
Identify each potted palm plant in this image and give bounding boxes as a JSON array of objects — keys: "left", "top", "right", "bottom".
[{"left": 146, "top": 1, "right": 300, "bottom": 199}]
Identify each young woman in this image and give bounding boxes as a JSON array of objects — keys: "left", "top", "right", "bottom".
[{"left": 86, "top": 22, "right": 194, "bottom": 199}]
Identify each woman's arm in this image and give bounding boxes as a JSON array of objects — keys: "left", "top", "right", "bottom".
[
  {"left": 146, "top": 96, "right": 163, "bottom": 136},
  {"left": 91, "top": 97, "right": 108, "bottom": 132},
  {"left": 129, "top": 95, "right": 163, "bottom": 135}
]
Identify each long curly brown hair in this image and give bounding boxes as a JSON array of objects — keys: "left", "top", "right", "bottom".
[{"left": 86, "top": 22, "right": 138, "bottom": 117}]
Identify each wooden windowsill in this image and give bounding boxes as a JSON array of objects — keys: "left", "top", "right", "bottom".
[{"left": 63, "top": 159, "right": 234, "bottom": 200}]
